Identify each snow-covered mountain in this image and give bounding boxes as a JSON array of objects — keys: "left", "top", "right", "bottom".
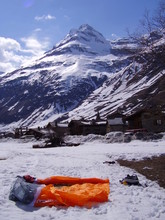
[{"left": 0, "top": 24, "right": 164, "bottom": 128}]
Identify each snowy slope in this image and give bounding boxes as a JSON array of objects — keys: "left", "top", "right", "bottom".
[
  {"left": 0, "top": 138, "right": 165, "bottom": 220},
  {"left": 0, "top": 24, "right": 134, "bottom": 128},
  {"left": 0, "top": 25, "right": 165, "bottom": 128},
  {"left": 68, "top": 33, "right": 165, "bottom": 120}
]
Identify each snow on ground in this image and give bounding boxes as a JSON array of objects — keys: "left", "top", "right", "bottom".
[{"left": 0, "top": 137, "right": 165, "bottom": 220}]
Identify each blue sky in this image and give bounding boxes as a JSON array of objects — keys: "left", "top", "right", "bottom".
[{"left": 0, "top": 0, "right": 159, "bottom": 72}]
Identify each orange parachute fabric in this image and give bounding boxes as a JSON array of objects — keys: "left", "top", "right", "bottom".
[{"left": 34, "top": 176, "right": 110, "bottom": 208}]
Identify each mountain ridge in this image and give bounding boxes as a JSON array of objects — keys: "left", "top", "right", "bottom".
[{"left": 0, "top": 24, "right": 164, "bottom": 129}]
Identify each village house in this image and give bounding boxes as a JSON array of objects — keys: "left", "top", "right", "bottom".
[
  {"left": 26, "top": 127, "right": 54, "bottom": 139},
  {"left": 47, "top": 121, "right": 69, "bottom": 137},
  {"left": 107, "top": 113, "right": 126, "bottom": 132},
  {"left": 68, "top": 113, "right": 107, "bottom": 135},
  {"left": 14, "top": 127, "right": 29, "bottom": 138},
  {"left": 125, "top": 109, "right": 165, "bottom": 133}
]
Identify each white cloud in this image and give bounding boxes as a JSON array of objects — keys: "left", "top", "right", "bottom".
[
  {"left": 0, "top": 37, "right": 20, "bottom": 51},
  {"left": 21, "top": 36, "right": 50, "bottom": 55},
  {"left": 0, "top": 62, "right": 14, "bottom": 73},
  {"left": 0, "top": 36, "right": 50, "bottom": 73},
  {"left": 0, "top": 37, "right": 23, "bottom": 73},
  {"left": 35, "top": 14, "right": 56, "bottom": 21},
  {"left": 34, "top": 28, "right": 42, "bottom": 32}
]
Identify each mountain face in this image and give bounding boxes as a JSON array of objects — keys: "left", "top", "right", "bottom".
[
  {"left": 68, "top": 31, "right": 165, "bottom": 120},
  {"left": 0, "top": 24, "right": 165, "bottom": 128}
]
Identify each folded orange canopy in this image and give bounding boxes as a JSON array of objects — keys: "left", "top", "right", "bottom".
[{"left": 34, "top": 176, "right": 110, "bottom": 208}]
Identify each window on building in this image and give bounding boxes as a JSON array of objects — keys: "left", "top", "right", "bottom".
[{"left": 157, "top": 119, "right": 162, "bottom": 125}]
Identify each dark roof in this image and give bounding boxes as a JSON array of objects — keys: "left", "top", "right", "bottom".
[{"left": 125, "top": 108, "right": 165, "bottom": 120}]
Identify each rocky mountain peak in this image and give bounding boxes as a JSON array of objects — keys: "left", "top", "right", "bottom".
[
  {"left": 69, "top": 24, "right": 105, "bottom": 39},
  {"left": 49, "top": 24, "right": 111, "bottom": 56}
]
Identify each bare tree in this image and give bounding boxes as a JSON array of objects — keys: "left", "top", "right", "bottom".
[
  {"left": 127, "top": 0, "right": 165, "bottom": 50},
  {"left": 139, "top": 0, "right": 165, "bottom": 32},
  {"left": 153, "top": 0, "right": 165, "bottom": 29},
  {"left": 140, "top": 9, "right": 153, "bottom": 34}
]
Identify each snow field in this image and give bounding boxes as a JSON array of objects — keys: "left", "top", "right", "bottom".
[{"left": 0, "top": 138, "right": 165, "bottom": 220}]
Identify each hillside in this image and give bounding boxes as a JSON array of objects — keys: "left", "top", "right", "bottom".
[
  {"left": 0, "top": 25, "right": 165, "bottom": 129},
  {"left": 69, "top": 36, "right": 165, "bottom": 120}
]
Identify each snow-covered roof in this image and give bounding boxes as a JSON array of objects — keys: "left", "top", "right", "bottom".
[
  {"left": 108, "top": 118, "right": 124, "bottom": 125},
  {"left": 81, "top": 120, "right": 107, "bottom": 125},
  {"left": 95, "top": 121, "right": 107, "bottom": 125},
  {"left": 81, "top": 121, "right": 91, "bottom": 125},
  {"left": 57, "top": 123, "right": 68, "bottom": 128}
]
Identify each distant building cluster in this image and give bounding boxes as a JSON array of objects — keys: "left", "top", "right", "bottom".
[{"left": 9, "top": 108, "right": 165, "bottom": 141}]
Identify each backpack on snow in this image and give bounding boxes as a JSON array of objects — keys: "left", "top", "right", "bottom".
[
  {"left": 120, "top": 175, "right": 141, "bottom": 186},
  {"left": 9, "top": 176, "right": 38, "bottom": 204}
]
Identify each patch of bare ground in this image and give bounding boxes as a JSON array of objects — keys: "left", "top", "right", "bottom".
[
  {"left": 0, "top": 157, "right": 7, "bottom": 160},
  {"left": 117, "top": 154, "right": 165, "bottom": 188}
]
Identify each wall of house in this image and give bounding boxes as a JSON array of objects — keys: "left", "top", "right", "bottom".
[
  {"left": 128, "top": 115, "right": 142, "bottom": 129},
  {"left": 142, "top": 112, "right": 165, "bottom": 133},
  {"left": 68, "top": 122, "right": 83, "bottom": 135},
  {"left": 82, "top": 125, "right": 107, "bottom": 135},
  {"left": 109, "top": 125, "right": 125, "bottom": 132}
]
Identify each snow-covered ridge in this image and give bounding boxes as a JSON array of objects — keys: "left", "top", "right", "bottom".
[
  {"left": 0, "top": 25, "right": 165, "bottom": 128},
  {"left": 49, "top": 24, "right": 111, "bottom": 56}
]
